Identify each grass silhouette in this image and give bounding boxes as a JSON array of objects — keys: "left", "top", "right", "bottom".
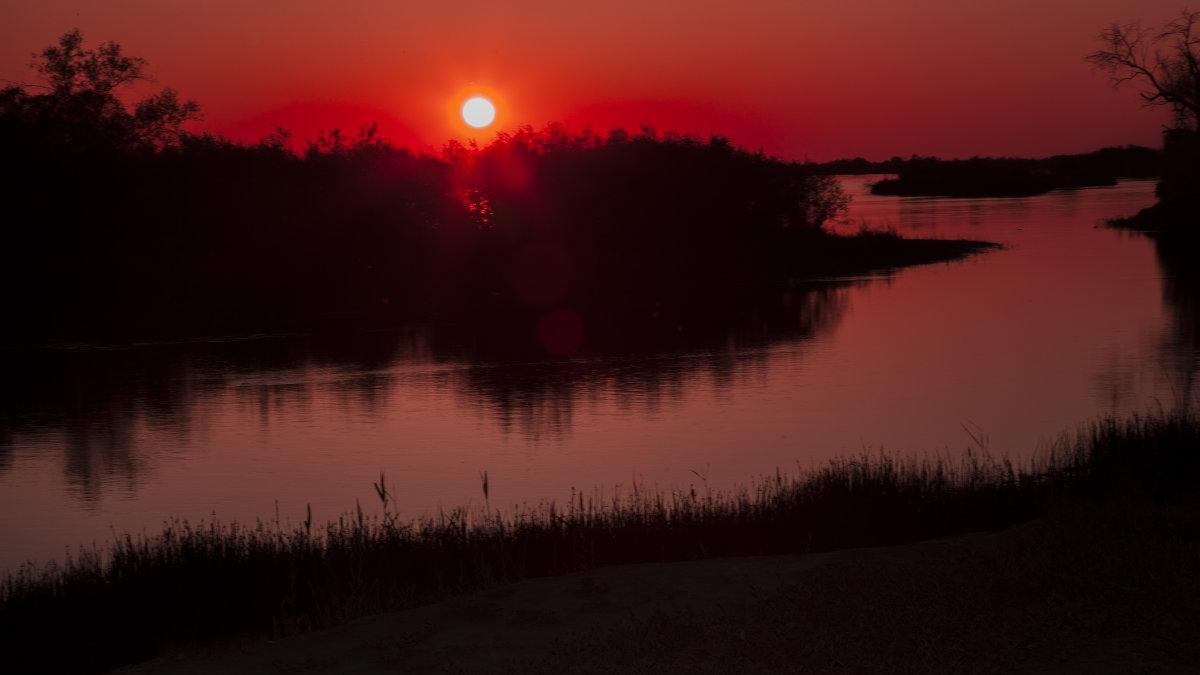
[{"left": 2, "top": 408, "right": 1197, "bottom": 673}]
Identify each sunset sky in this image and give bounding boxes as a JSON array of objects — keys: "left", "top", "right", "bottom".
[{"left": 1, "top": 0, "right": 1184, "bottom": 161}]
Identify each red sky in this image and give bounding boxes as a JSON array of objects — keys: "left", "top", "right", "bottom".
[{"left": 1, "top": 0, "right": 1181, "bottom": 161}]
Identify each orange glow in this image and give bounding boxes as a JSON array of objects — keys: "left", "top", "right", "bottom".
[{"left": 0, "top": 1, "right": 1183, "bottom": 160}]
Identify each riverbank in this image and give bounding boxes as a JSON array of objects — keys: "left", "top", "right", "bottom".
[
  {"left": 1107, "top": 199, "right": 1200, "bottom": 239},
  {"left": 3, "top": 408, "right": 1198, "bottom": 673},
  {"left": 114, "top": 495, "right": 1200, "bottom": 674}
]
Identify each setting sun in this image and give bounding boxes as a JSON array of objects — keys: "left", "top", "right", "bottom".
[
  {"left": 4, "top": 6, "right": 1196, "bottom": 671},
  {"left": 462, "top": 96, "right": 496, "bottom": 128}
]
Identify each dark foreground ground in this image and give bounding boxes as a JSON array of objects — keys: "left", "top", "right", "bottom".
[{"left": 114, "top": 496, "right": 1200, "bottom": 675}]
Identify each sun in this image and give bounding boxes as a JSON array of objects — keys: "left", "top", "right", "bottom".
[{"left": 461, "top": 96, "right": 496, "bottom": 128}]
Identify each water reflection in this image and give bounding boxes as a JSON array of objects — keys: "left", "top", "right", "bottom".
[
  {"left": 1086, "top": 229, "right": 1200, "bottom": 412},
  {"left": 0, "top": 335, "right": 407, "bottom": 504},
  {"left": 3, "top": 176, "right": 1186, "bottom": 575},
  {"left": 837, "top": 175, "right": 1094, "bottom": 235},
  {"left": 0, "top": 281, "right": 855, "bottom": 500},
  {"left": 1152, "top": 234, "right": 1200, "bottom": 408},
  {"left": 895, "top": 197, "right": 989, "bottom": 230},
  {"left": 454, "top": 282, "right": 853, "bottom": 442},
  {"left": 0, "top": 347, "right": 202, "bottom": 505}
]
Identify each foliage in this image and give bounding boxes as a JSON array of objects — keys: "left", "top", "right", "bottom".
[
  {"left": 0, "top": 33, "right": 996, "bottom": 351},
  {"left": 0, "top": 114, "right": 946, "bottom": 350},
  {"left": 456, "top": 123, "right": 849, "bottom": 234},
  {"left": 0, "top": 29, "right": 201, "bottom": 152},
  {"left": 436, "top": 124, "right": 855, "bottom": 339}
]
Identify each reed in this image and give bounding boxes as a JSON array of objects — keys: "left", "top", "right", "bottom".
[{"left": 2, "top": 408, "right": 1197, "bottom": 673}]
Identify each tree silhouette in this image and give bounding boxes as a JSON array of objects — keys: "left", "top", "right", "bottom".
[
  {"left": 1088, "top": 10, "right": 1200, "bottom": 225},
  {"left": 1088, "top": 9, "right": 1200, "bottom": 130},
  {"left": 0, "top": 29, "right": 201, "bottom": 151}
]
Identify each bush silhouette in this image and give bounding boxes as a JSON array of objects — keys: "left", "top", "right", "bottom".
[
  {"left": 1, "top": 34, "right": 999, "bottom": 351},
  {"left": 0, "top": 30, "right": 201, "bottom": 154}
]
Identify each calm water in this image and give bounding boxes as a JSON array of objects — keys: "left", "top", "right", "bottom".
[{"left": 1, "top": 176, "right": 1192, "bottom": 572}]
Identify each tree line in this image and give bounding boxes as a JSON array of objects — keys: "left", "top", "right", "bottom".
[{"left": 1, "top": 31, "right": 862, "bottom": 349}]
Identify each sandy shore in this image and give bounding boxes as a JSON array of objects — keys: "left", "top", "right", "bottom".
[{"left": 113, "top": 499, "right": 1200, "bottom": 674}]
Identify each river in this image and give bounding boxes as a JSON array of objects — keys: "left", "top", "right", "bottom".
[{"left": 1, "top": 176, "right": 1191, "bottom": 573}]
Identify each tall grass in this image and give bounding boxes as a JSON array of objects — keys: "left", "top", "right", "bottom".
[{"left": 2, "top": 409, "right": 1198, "bottom": 673}]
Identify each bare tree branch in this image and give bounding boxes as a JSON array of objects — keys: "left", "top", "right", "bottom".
[{"left": 1088, "top": 10, "right": 1200, "bottom": 130}]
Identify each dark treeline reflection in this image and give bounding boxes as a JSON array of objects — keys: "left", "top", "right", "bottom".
[
  {"left": 0, "top": 281, "right": 855, "bottom": 500},
  {"left": 1152, "top": 232, "right": 1200, "bottom": 408},
  {"left": 454, "top": 283, "right": 853, "bottom": 441},
  {"left": 1096, "top": 228, "right": 1200, "bottom": 411},
  {"left": 0, "top": 330, "right": 424, "bottom": 503}
]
